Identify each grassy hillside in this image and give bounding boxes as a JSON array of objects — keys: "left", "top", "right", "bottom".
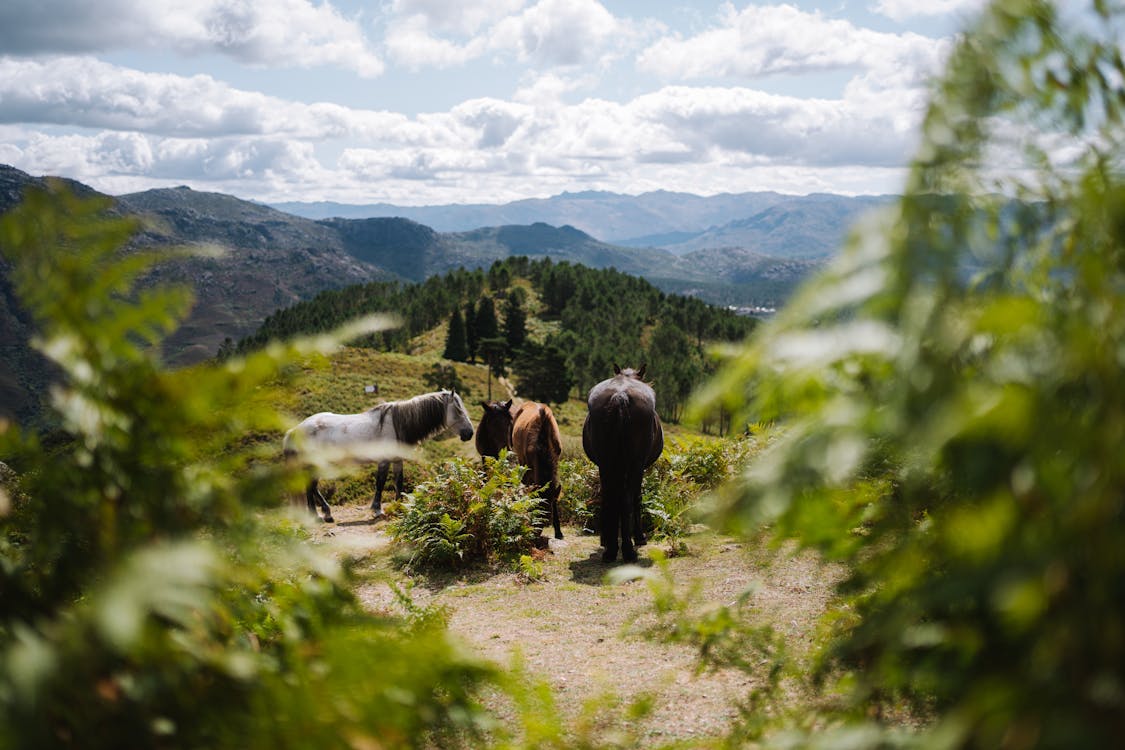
[{"left": 241, "top": 256, "right": 757, "bottom": 424}]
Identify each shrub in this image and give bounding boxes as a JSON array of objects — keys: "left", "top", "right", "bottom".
[
  {"left": 557, "top": 457, "right": 599, "bottom": 531},
  {"left": 559, "top": 438, "right": 753, "bottom": 546},
  {"left": 389, "top": 452, "right": 545, "bottom": 569}
]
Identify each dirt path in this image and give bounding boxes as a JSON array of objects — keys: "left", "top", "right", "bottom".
[{"left": 312, "top": 502, "right": 837, "bottom": 745}]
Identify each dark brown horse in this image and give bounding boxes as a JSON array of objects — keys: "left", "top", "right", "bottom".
[
  {"left": 475, "top": 399, "right": 513, "bottom": 462},
  {"left": 476, "top": 399, "right": 564, "bottom": 540},
  {"left": 582, "top": 365, "right": 664, "bottom": 563}
]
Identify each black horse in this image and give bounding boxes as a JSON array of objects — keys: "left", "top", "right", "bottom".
[{"left": 582, "top": 365, "right": 664, "bottom": 563}]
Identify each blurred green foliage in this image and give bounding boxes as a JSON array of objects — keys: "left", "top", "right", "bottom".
[
  {"left": 695, "top": 0, "right": 1125, "bottom": 747},
  {"left": 0, "top": 184, "right": 508, "bottom": 749}
]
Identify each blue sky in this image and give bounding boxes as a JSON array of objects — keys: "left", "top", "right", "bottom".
[{"left": 0, "top": 0, "right": 987, "bottom": 205}]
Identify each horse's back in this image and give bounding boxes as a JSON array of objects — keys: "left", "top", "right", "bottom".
[
  {"left": 287, "top": 409, "right": 382, "bottom": 448},
  {"left": 583, "top": 377, "right": 662, "bottom": 470},
  {"left": 512, "top": 402, "right": 561, "bottom": 461}
]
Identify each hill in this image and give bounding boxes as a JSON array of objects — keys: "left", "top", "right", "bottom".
[
  {"left": 272, "top": 189, "right": 805, "bottom": 243},
  {"left": 0, "top": 165, "right": 842, "bottom": 423},
  {"left": 240, "top": 256, "right": 757, "bottom": 424},
  {"left": 0, "top": 166, "right": 391, "bottom": 423},
  {"left": 663, "top": 194, "right": 892, "bottom": 258},
  {"left": 270, "top": 187, "right": 886, "bottom": 249}
]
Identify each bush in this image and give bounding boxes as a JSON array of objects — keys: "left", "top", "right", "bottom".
[
  {"left": 557, "top": 457, "right": 600, "bottom": 531},
  {"left": 388, "top": 452, "right": 545, "bottom": 569},
  {"left": 558, "top": 438, "right": 752, "bottom": 546}
]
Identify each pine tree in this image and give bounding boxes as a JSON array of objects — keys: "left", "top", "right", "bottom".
[
  {"left": 513, "top": 340, "right": 572, "bottom": 404},
  {"left": 503, "top": 290, "right": 527, "bottom": 354},
  {"left": 443, "top": 308, "right": 469, "bottom": 362},
  {"left": 475, "top": 296, "right": 499, "bottom": 341},
  {"left": 464, "top": 300, "right": 479, "bottom": 363}
]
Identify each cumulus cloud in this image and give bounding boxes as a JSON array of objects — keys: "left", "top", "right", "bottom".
[
  {"left": 384, "top": 0, "right": 648, "bottom": 71},
  {"left": 489, "top": 0, "right": 640, "bottom": 66},
  {"left": 383, "top": 14, "right": 489, "bottom": 70},
  {"left": 0, "top": 0, "right": 383, "bottom": 76},
  {"left": 389, "top": 0, "right": 525, "bottom": 35},
  {"left": 0, "top": 54, "right": 920, "bottom": 201},
  {"left": 0, "top": 57, "right": 416, "bottom": 140},
  {"left": 637, "top": 3, "right": 948, "bottom": 85},
  {"left": 870, "top": 0, "right": 987, "bottom": 22}
]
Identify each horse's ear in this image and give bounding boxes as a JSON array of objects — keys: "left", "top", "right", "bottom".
[
  {"left": 480, "top": 401, "right": 490, "bottom": 410},
  {"left": 502, "top": 399, "right": 513, "bottom": 410},
  {"left": 613, "top": 363, "right": 621, "bottom": 375},
  {"left": 637, "top": 363, "right": 647, "bottom": 379}
]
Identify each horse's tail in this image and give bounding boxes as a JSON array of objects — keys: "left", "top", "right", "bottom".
[
  {"left": 535, "top": 406, "right": 561, "bottom": 497},
  {"left": 605, "top": 391, "right": 631, "bottom": 467}
]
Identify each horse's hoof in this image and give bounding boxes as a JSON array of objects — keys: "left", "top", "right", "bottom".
[
  {"left": 635, "top": 537, "right": 647, "bottom": 547},
  {"left": 622, "top": 548, "right": 638, "bottom": 563},
  {"left": 371, "top": 510, "right": 386, "bottom": 521},
  {"left": 324, "top": 516, "right": 335, "bottom": 524},
  {"left": 555, "top": 532, "right": 564, "bottom": 540},
  {"left": 602, "top": 549, "right": 618, "bottom": 563}
]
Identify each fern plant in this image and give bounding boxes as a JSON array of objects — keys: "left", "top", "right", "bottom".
[{"left": 389, "top": 452, "right": 544, "bottom": 569}]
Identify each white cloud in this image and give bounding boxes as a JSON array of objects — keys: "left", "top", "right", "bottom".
[
  {"left": 638, "top": 3, "right": 948, "bottom": 85},
  {"left": 511, "top": 72, "right": 595, "bottom": 105},
  {"left": 0, "top": 0, "right": 383, "bottom": 76},
  {"left": 384, "top": 0, "right": 648, "bottom": 72},
  {"left": 489, "top": 0, "right": 638, "bottom": 67},
  {"left": 0, "top": 57, "right": 414, "bottom": 140},
  {"left": 870, "top": 0, "right": 987, "bottom": 22},
  {"left": 389, "top": 0, "right": 525, "bottom": 35},
  {"left": 383, "top": 14, "right": 489, "bottom": 70}
]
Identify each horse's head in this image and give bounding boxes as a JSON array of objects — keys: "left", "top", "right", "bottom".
[
  {"left": 444, "top": 390, "right": 475, "bottom": 441},
  {"left": 613, "top": 363, "right": 647, "bottom": 381},
  {"left": 476, "top": 399, "right": 514, "bottom": 457}
]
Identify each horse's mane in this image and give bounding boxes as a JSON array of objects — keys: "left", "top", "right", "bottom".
[{"left": 377, "top": 391, "right": 452, "bottom": 445}]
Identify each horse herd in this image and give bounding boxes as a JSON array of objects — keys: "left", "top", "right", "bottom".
[{"left": 284, "top": 365, "right": 663, "bottom": 563}]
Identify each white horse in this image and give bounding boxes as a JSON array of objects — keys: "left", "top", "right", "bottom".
[{"left": 284, "top": 389, "right": 474, "bottom": 522}]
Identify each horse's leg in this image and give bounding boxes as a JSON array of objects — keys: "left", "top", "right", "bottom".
[
  {"left": 599, "top": 470, "right": 620, "bottom": 563},
  {"left": 548, "top": 478, "right": 563, "bottom": 540},
  {"left": 619, "top": 493, "right": 637, "bottom": 563},
  {"left": 373, "top": 460, "right": 390, "bottom": 516},
  {"left": 308, "top": 479, "right": 334, "bottom": 523},
  {"left": 305, "top": 479, "right": 320, "bottom": 517},
  {"left": 630, "top": 467, "right": 646, "bottom": 549},
  {"left": 393, "top": 459, "right": 405, "bottom": 499}
]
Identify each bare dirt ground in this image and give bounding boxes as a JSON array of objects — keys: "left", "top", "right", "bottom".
[{"left": 310, "top": 501, "right": 840, "bottom": 746}]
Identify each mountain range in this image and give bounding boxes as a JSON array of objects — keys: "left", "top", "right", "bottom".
[
  {"left": 272, "top": 189, "right": 891, "bottom": 253},
  {"left": 0, "top": 163, "right": 888, "bottom": 423}
]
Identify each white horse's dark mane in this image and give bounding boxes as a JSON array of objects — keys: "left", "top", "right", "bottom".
[{"left": 371, "top": 391, "right": 455, "bottom": 445}]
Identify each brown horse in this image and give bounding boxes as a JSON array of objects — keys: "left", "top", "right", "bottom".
[
  {"left": 476, "top": 399, "right": 564, "bottom": 540},
  {"left": 475, "top": 399, "right": 513, "bottom": 462},
  {"left": 582, "top": 365, "right": 664, "bottom": 563}
]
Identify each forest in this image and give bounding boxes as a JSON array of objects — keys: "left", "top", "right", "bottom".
[
  {"left": 2, "top": 1, "right": 1124, "bottom": 749},
  {"left": 236, "top": 256, "right": 756, "bottom": 421}
]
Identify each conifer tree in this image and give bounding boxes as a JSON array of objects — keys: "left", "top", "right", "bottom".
[
  {"left": 475, "top": 296, "right": 499, "bottom": 341},
  {"left": 463, "top": 300, "right": 479, "bottom": 363},
  {"left": 442, "top": 308, "right": 468, "bottom": 362},
  {"left": 503, "top": 290, "right": 528, "bottom": 354}
]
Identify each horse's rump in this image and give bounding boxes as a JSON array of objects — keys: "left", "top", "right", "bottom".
[{"left": 513, "top": 403, "right": 561, "bottom": 489}]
